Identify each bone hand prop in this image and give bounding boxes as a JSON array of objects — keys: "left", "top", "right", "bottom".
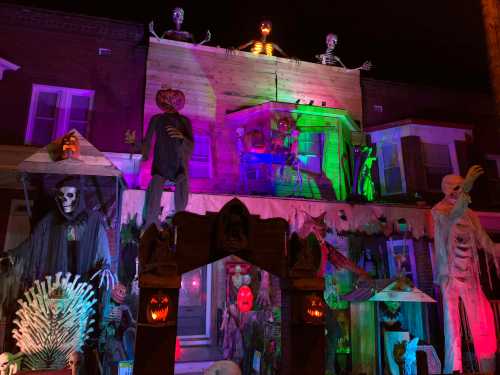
[
  {"left": 90, "top": 266, "right": 117, "bottom": 290},
  {"left": 256, "top": 271, "right": 271, "bottom": 307}
]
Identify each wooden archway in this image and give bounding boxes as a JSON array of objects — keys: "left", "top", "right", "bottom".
[{"left": 133, "top": 198, "right": 325, "bottom": 375}]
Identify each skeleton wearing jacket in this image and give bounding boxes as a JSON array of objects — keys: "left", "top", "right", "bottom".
[{"left": 432, "top": 165, "right": 499, "bottom": 374}]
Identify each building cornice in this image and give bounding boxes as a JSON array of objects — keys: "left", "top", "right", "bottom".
[{"left": 0, "top": 3, "right": 144, "bottom": 43}]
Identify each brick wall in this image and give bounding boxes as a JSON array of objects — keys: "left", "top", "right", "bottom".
[{"left": 0, "top": 3, "right": 147, "bottom": 153}]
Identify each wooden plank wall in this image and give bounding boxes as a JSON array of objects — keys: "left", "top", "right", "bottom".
[{"left": 142, "top": 38, "right": 362, "bottom": 193}]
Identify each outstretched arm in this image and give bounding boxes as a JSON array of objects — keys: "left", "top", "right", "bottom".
[
  {"left": 272, "top": 43, "right": 289, "bottom": 58},
  {"left": 149, "top": 21, "right": 162, "bottom": 42},
  {"left": 237, "top": 40, "right": 255, "bottom": 51}
]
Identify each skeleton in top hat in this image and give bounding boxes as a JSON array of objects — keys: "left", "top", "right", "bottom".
[
  {"left": 149, "top": 7, "right": 211, "bottom": 45},
  {"left": 432, "top": 165, "right": 499, "bottom": 373}
]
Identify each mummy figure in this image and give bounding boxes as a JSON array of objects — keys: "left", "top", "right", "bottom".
[
  {"left": 149, "top": 7, "right": 210, "bottom": 45},
  {"left": 432, "top": 165, "right": 499, "bottom": 374},
  {"left": 237, "top": 20, "right": 288, "bottom": 57},
  {"left": 316, "top": 33, "right": 372, "bottom": 71}
]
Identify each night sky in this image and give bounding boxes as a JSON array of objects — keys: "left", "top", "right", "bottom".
[{"left": 6, "top": 0, "right": 492, "bottom": 91}]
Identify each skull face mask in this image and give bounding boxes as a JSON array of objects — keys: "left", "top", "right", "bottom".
[
  {"left": 57, "top": 186, "right": 78, "bottom": 214},
  {"left": 441, "top": 174, "right": 464, "bottom": 205}
]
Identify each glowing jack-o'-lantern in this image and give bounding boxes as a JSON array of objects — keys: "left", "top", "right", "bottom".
[
  {"left": 146, "top": 292, "right": 169, "bottom": 323},
  {"left": 237, "top": 285, "right": 254, "bottom": 313},
  {"left": 61, "top": 132, "right": 80, "bottom": 160},
  {"left": 305, "top": 295, "right": 325, "bottom": 323}
]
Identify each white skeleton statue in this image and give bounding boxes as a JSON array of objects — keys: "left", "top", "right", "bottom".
[
  {"left": 0, "top": 352, "right": 22, "bottom": 375},
  {"left": 149, "top": 7, "right": 210, "bottom": 45},
  {"left": 432, "top": 165, "right": 499, "bottom": 374},
  {"left": 316, "top": 33, "right": 372, "bottom": 71}
]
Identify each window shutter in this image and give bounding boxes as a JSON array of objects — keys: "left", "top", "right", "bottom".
[{"left": 401, "top": 136, "right": 427, "bottom": 194}]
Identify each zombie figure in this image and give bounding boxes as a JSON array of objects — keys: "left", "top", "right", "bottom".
[
  {"left": 432, "top": 165, "right": 499, "bottom": 374},
  {"left": 149, "top": 7, "right": 210, "bottom": 45},
  {"left": 100, "top": 283, "right": 136, "bottom": 374},
  {"left": 142, "top": 88, "right": 194, "bottom": 230},
  {"left": 315, "top": 33, "right": 372, "bottom": 71},
  {"left": 0, "top": 178, "right": 115, "bottom": 302},
  {"left": 237, "top": 20, "right": 288, "bottom": 57}
]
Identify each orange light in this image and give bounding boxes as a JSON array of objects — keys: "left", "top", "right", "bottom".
[{"left": 147, "top": 293, "right": 170, "bottom": 323}]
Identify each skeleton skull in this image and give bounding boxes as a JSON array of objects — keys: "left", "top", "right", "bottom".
[
  {"left": 326, "top": 33, "right": 338, "bottom": 49},
  {"left": 0, "top": 353, "right": 10, "bottom": 375},
  {"left": 57, "top": 186, "right": 78, "bottom": 214},
  {"left": 68, "top": 351, "right": 82, "bottom": 375},
  {"left": 0, "top": 353, "right": 18, "bottom": 375},
  {"left": 172, "top": 7, "right": 184, "bottom": 30},
  {"left": 441, "top": 174, "right": 464, "bottom": 205}
]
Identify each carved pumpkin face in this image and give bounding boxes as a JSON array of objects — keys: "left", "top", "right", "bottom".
[
  {"left": 147, "top": 292, "right": 169, "bottom": 323},
  {"left": 305, "top": 295, "right": 325, "bottom": 322},
  {"left": 61, "top": 133, "right": 80, "bottom": 160},
  {"left": 237, "top": 285, "right": 253, "bottom": 313}
]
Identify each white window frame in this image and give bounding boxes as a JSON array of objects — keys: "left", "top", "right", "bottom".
[
  {"left": 178, "top": 264, "right": 213, "bottom": 346},
  {"left": 25, "top": 84, "right": 94, "bottom": 145},
  {"left": 377, "top": 141, "right": 406, "bottom": 195}
]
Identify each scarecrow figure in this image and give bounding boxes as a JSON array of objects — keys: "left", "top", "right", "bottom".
[
  {"left": 432, "top": 165, "right": 499, "bottom": 373},
  {"left": 142, "top": 88, "right": 194, "bottom": 230}
]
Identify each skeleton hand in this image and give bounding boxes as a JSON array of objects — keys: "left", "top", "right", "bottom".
[
  {"left": 256, "top": 271, "right": 271, "bottom": 307},
  {"left": 131, "top": 279, "right": 139, "bottom": 296},
  {"left": 199, "top": 30, "right": 211, "bottom": 45},
  {"left": 90, "top": 267, "right": 117, "bottom": 290},
  {"left": 225, "top": 47, "right": 238, "bottom": 57},
  {"left": 463, "top": 165, "right": 484, "bottom": 192},
  {"left": 360, "top": 60, "right": 373, "bottom": 71},
  {"left": 149, "top": 21, "right": 162, "bottom": 42},
  {"left": 166, "top": 127, "right": 184, "bottom": 140}
]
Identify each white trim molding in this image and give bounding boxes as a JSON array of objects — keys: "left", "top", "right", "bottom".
[{"left": 0, "top": 57, "right": 20, "bottom": 80}]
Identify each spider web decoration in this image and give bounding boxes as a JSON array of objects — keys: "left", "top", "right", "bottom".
[{"left": 12, "top": 272, "right": 96, "bottom": 371}]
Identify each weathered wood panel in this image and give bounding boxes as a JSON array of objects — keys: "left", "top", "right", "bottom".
[{"left": 142, "top": 39, "right": 362, "bottom": 195}]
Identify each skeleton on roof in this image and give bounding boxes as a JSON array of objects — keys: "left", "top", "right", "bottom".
[
  {"left": 149, "top": 7, "right": 211, "bottom": 45},
  {"left": 316, "top": 33, "right": 372, "bottom": 71},
  {"left": 237, "top": 20, "right": 288, "bottom": 58}
]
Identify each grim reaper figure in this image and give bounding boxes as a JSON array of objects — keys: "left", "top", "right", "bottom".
[
  {"left": 432, "top": 165, "right": 499, "bottom": 374},
  {"left": 0, "top": 177, "right": 115, "bottom": 318}
]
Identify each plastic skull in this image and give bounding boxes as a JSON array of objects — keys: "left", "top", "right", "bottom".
[
  {"left": 68, "top": 351, "right": 82, "bottom": 375},
  {"left": 172, "top": 7, "right": 184, "bottom": 30},
  {"left": 441, "top": 174, "right": 464, "bottom": 205},
  {"left": 0, "top": 353, "right": 10, "bottom": 374},
  {"left": 57, "top": 186, "right": 78, "bottom": 214},
  {"left": 326, "top": 33, "right": 338, "bottom": 49}
]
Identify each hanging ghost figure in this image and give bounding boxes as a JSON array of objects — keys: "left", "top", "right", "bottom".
[
  {"left": 316, "top": 33, "right": 372, "bottom": 71},
  {"left": 149, "top": 7, "right": 211, "bottom": 45},
  {"left": 432, "top": 165, "right": 499, "bottom": 374}
]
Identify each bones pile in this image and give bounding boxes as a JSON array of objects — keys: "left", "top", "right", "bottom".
[{"left": 11, "top": 272, "right": 96, "bottom": 371}]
